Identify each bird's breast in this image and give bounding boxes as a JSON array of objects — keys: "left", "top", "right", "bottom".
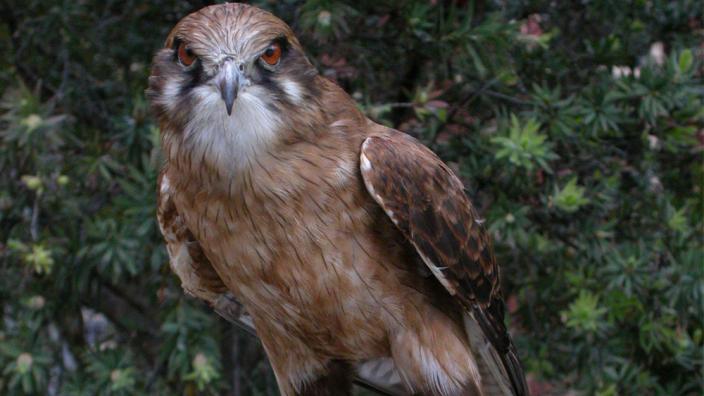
[{"left": 170, "top": 141, "right": 404, "bottom": 358}]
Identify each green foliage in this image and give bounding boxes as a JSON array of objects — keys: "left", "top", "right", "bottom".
[
  {"left": 491, "top": 114, "right": 556, "bottom": 172},
  {"left": 7, "top": 240, "right": 55, "bottom": 275},
  {"left": 185, "top": 353, "right": 220, "bottom": 391},
  {"left": 563, "top": 291, "right": 607, "bottom": 334},
  {"left": 553, "top": 177, "right": 590, "bottom": 213},
  {"left": 1, "top": 0, "right": 702, "bottom": 395},
  {"left": 0, "top": 348, "right": 51, "bottom": 395},
  {"left": 84, "top": 350, "right": 138, "bottom": 395}
]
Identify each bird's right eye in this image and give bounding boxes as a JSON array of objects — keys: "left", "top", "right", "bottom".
[{"left": 177, "top": 42, "right": 197, "bottom": 67}]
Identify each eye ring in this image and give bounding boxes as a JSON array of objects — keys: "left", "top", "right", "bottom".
[
  {"left": 261, "top": 42, "right": 282, "bottom": 66},
  {"left": 177, "top": 42, "right": 197, "bottom": 67}
]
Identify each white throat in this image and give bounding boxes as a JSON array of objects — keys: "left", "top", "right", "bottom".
[{"left": 171, "top": 84, "right": 281, "bottom": 176}]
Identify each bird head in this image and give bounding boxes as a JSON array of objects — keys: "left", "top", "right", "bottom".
[{"left": 147, "top": 4, "right": 321, "bottom": 173}]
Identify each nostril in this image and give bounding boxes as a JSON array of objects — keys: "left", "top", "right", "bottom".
[{"left": 238, "top": 64, "right": 244, "bottom": 71}]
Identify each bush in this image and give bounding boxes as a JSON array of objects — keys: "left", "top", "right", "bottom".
[{"left": 1, "top": 0, "right": 701, "bottom": 394}]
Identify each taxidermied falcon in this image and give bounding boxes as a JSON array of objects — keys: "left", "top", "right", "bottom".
[{"left": 148, "top": 4, "right": 528, "bottom": 396}]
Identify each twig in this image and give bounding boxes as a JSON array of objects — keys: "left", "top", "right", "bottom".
[
  {"left": 431, "top": 78, "right": 498, "bottom": 144},
  {"left": 431, "top": 79, "right": 532, "bottom": 145},
  {"left": 30, "top": 194, "right": 40, "bottom": 241}
]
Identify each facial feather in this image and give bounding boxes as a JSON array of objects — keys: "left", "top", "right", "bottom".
[
  {"left": 181, "top": 84, "right": 281, "bottom": 174},
  {"left": 278, "top": 78, "right": 304, "bottom": 104},
  {"left": 147, "top": 3, "right": 319, "bottom": 178}
]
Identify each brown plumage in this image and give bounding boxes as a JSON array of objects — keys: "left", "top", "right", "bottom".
[{"left": 148, "top": 4, "right": 528, "bottom": 396}]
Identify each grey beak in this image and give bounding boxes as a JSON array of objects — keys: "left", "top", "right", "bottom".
[{"left": 218, "top": 62, "right": 241, "bottom": 116}]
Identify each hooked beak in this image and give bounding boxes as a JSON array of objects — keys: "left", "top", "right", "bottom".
[{"left": 218, "top": 61, "right": 243, "bottom": 116}]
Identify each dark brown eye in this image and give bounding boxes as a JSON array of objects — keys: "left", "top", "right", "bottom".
[
  {"left": 177, "top": 42, "right": 196, "bottom": 67},
  {"left": 261, "top": 42, "right": 282, "bottom": 66}
]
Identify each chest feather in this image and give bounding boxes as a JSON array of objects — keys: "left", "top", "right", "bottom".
[{"left": 175, "top": 144, "right": 378, "bottom": 301}]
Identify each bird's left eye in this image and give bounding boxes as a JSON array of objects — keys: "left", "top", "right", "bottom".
[
  {"left": 261, "top": 43, "right": 282, "bottom": 66},
  {"left": 177, "top": 42, "right": 197, "bottom": 67}
]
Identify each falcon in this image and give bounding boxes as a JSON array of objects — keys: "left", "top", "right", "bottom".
[{"left": 147, "top": 4, "right": 528, "bottom": 396}]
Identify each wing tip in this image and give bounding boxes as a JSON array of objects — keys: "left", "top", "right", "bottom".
[
  {"left": 466, "top": 308, "right": 530, "bottom": 396},
  {"left": 503, "top": 346, "right": 530, "bottom": 396}
]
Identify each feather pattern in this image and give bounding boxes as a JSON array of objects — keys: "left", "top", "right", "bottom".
[
  {"left": 157, "top": 172, "right": 228, "bottom": 302},
  {"left": 360, "top": 132, "right": 529, "bottom": 396},
  {"left": 150, "top": 4, "right": 529, "bottom": 395},
  {"left": 158, "top": 144, "right": 409, "bottom": 396}
]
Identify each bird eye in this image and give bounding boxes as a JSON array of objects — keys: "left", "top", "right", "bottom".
[
  {"left": 177, "top": 42, "right": 196, "bottom": 67},
  {"left": 261, "top": 43, "right": 282, "bottom": 66}
]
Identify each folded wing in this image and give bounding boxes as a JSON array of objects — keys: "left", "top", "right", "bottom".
[{"left": 360, "top": 131, "right": 528, "bottom": 396}]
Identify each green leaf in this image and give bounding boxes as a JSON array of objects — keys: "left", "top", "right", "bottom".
[
  {"left": 678, "top": 49, "right": 693, "bottom": 72},
  {"left": 563, "top": 290, "right": 607, "bottom": 333},
  {"left": 554, "top": 177, "right": 590, "bottom": 212},
  {"left": 667, "top": 206, "right": 688, "bottom": 233},
  {"left": 491, "top": 114, "right": 557, "bottom": 171}
]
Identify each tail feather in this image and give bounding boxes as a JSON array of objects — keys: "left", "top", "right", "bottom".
[
  {"left": 464, "top": 310, "right": 529, "bottom": 396},
  {"left": 502, "top": 346, "right": 529, "bottom": 396}
]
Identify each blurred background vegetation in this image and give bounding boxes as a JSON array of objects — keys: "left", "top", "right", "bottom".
[{"left": 0, "top": 0, "right": 702, "bottom": 395}]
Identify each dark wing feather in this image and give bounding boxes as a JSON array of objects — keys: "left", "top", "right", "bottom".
[{"left": 360, "top": 132, "right": 528, "bottom": 396}]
